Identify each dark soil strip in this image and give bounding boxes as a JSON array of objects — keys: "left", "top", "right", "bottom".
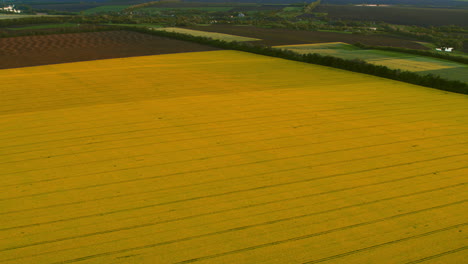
[
  {"left": 187, "top": 25, "right": 428, "bottom": 49},
  {"left": 0, "top": 30, "right": 219, "bottom": 70}
]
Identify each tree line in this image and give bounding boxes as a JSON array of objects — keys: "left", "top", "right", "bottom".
[
  {"left": 127, "top": 26, "right": 468, "bottom": 95},
  {"left": 0, "top": 17, "right": 465, "bottom": 94}
]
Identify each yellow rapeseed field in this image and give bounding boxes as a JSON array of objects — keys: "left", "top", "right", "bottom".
[
  {"left": 368, "top": 58, "right": 455, "bottom": 71},
  {"left": 1, "top": 50, "right": 467, "bottom": 263}
]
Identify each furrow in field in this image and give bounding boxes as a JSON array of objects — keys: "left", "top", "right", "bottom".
[{"left": 1, "top": 50, "right": 466, "bottom": 264}]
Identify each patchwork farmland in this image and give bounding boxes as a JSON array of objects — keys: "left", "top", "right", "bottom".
[
  {"left": 277, "top": 43, "right": 468, "bottom": 83},
  {"left": 187, "top": 25, "right": 429, "bottom": 49},
  {"left": 1, "top": 49, "right": 467, "bottom": 263}
]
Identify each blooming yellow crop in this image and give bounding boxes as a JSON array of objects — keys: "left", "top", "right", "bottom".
[{"left": 1, "top": 50, "right": 467, "bottom": 264}]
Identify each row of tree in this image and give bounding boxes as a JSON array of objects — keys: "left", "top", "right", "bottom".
[
  {"left": 382, "top": 24, "right": 465, "bottom": 50},
  {"left": 127, "top": 26, "right": 468, "bottom": 95},
  {"left": 0, "top": 17, "right": 465, "bottom": 94}
]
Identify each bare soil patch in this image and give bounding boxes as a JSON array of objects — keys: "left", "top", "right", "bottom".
[
  {"left": 0, "top": 30, "right": 219, "bottom": 69},
  {"left": 188, "top": 25, "right": 428, "bottom": 49}
]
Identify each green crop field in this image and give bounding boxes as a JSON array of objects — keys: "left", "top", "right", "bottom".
[
  {"left": 0, "top": 14, "right": 62, "bottom": 20},
  {"left": 317, "top": 29, "right": 353, "bottom": 34},
  {"left": 283, "top": 6, "right": 303, "bottom": 11},
  {"left": 153, "top": 27, "right": 260, "bottom": 42},
  {"left": 82, "top": 5, "right": 130, "bottom": 14},
  {"left": 278, "top": 43, "right": 468, "bottom": 83},
  {"left": 7, "top": 23, "right": 80, "bottom": 30},
  {"left": 142, "top": 7, "right": 233, "bottom": 12},
  {"left": 102, "top": 23, "right": 164, "bottom": 28},
  {"left": 420, "top": 67, "right": 468, "bottom": 83}
]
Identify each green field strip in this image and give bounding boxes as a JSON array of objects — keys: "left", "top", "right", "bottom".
[
  {"left": 152, "top": 27, "right": 260, "bottom": 42},
  {"left": 0, "top": 14, "right": 56, "bottom": 20},
  {"left": 420, "top": 67, "right": 468, "bottom": 83},
  {"left": 282, "top": 6, "right": 303, "bottom": 12},
  {"left": 82, "top": 5, "right": 131, "bottom": 14},
  {"left": 142, "top": 7, "right": 233, "bottom": 12},
  {"left": 6, "top": 23, "right": 79, "bottom": 30}
]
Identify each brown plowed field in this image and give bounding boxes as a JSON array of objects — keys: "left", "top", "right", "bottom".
[
  {"left": 0, "top": 30, "right": 219, "bottom": 69},
  {"left": 188, "top": 25, "right": 428, "bottom": 49}
]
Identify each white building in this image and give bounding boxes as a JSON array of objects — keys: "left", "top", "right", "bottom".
[
  {"left": 435, "top": 47, "right": 453, "bottom": 52},
  {"left": 1, "top": 5, "right": 21, "bottom": 13}
]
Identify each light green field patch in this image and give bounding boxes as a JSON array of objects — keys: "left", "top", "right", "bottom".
[
  {"left": 82, "top": 5, "right": 130, "bottom": 14},
  {"left": 0, "top": 14, "right": 34, "bottom": 20},
  {"left": 0, "top": 14, "right": 62, "bottom": 20},
  {"left": 278, "top": 6, "right": 304, "bottom": 17},
  {"left": 153, "top": 27, "right": 260, "bottom": 42},
  {"left": 103, "top": 23, "right": 164, "bottom": 28},
  {"left": 318, "top": 29, "right": 353, "bottom": 34},
  {"left": 142, "top": 7, "right": 233, "bottom": 12},
  {"left": 283, "top": 6, "right": 303, "bottom": 11},
  {"left": 420, "top": 67, "right": 468, "bottom": 83},
  {"left": 413, "top": 41, "right": 436, "bottom": 49},
  {"left": 279, "top": 42, "right": 359, "bottom": 50},
  {"left": 277, "top": 43, "right": 404, "bottom": 61},
  {"left": 277, "top": 43, "right": 468, "bottom": 83},
  {"left": 368, "top": 57, "right": 460, "bottom": 72}
]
